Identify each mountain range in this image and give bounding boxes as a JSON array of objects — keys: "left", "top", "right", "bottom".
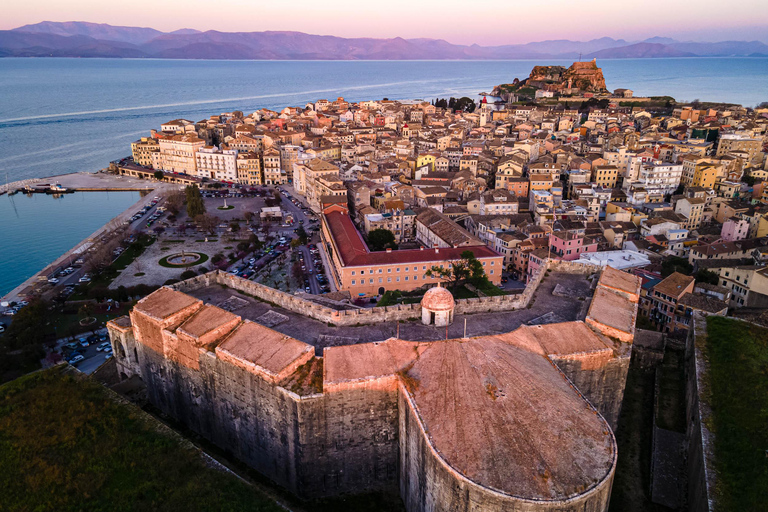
[{"left": 2, "top": 21, "right": 767, "bottom": 60}]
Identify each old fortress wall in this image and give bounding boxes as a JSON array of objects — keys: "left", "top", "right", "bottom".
[
  {"left": 169, "top": 260, "right": 604, "bottom": 325},
  {"left": 108, "top": 263, "right": 639, "bottom": 511}
]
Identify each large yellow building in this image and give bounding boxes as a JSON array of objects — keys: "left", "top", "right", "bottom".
[
  {"left": 131, "top": 137, "right": 159, "bottom": 168},
  {"left": 236, "top": 152, "right": 262, "bottom": 186},
  {"left": 591, "top": 165, "right": 619, "bottom": 188}
]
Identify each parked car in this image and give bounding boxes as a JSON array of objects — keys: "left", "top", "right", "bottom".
[
  {"left": 96, "top": 342, "right": 111, "bottom": 351},
  {"left": 68, "top": 354, "right": 84, "bottom": 364},
  {"left": 47, "top": 277, "right": 59, "bottom": 284}
]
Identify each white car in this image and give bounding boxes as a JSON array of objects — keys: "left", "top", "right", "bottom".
[
  {"left": 79, "top": 276, "right": 91, "bottom": 283},
  {"left": 48, "top": 277, "right": 59, "bottom": 284},
  {"left": 96, "top": 342, "right": 111, "bottom": 351},
  {"left": 68, "top": 354, "right": 84, "bottom": 364}
]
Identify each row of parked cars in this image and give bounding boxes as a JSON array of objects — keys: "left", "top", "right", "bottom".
[
  {"left": 128, "top": 196, "right": 162, "bottom": 225},
  {"left": 64, "top": 332, "right": 112, "bottom": 365}
]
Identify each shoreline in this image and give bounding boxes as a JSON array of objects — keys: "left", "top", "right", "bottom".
[{"left": 1, "top": 172, "right": 181, "bottom": 303}]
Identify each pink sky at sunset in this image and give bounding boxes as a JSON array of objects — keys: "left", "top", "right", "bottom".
[{"left": 3, "top": 0, "right": 767, "bottom": 44}]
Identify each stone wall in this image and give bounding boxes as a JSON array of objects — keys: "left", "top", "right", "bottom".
[
  {"left": 169, "top": 261, "right": 603, "bottom": 328},
  {"left": 685, "top": 314, "right": 716, "bottom": 512},
  {"left": 398, "top": 386, "right": 616, "bottom": 512},
  {"left": 113, "top": 317, "right": 400, "bottom": 499},
  {"left": 549, "top": 348, "right": 631, "bottom": 431}
]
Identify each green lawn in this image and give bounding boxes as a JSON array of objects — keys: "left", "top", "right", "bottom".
[
  {"left": 0, "top": 367, "right": 285, "bottom": 512},
  {"left": 704, "top": 317, "right": 768, "bottom": 512}
]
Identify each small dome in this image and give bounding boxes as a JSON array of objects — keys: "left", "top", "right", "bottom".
[{"left": 421, "top": 285, "right": 455, "bottom": 312}]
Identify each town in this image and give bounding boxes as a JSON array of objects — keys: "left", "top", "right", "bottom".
[{"left": 1, "top": 59, "right": 766, "bottom": 512}]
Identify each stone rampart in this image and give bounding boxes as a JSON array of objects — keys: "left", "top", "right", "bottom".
[
  {"left": 169, "top": 260, "right": 605, "bottom": 327},
  {"left": 685, "top": 314, "right": 716, "bottom": 512},
  {"left": 398, "top": 385, "right": 616, "bottom": 512}
]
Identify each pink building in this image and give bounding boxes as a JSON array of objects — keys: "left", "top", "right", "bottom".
[
  {"left": 549, "top": 231, "right": 599, "bottom": 261},
  {"left": 720, "top": 218, "right": 750, "bottom": 242}
]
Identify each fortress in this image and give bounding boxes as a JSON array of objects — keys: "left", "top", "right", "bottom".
[{"left": 107, "top": 264, "right": 641, "bottom": 511}]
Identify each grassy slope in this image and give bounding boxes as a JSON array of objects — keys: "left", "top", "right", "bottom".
[
  {"left": 0, "top": 367, "right": 284, "bottom": 512},
  {"left": 704, "top": 317, "right": 768, "bottom": 512}
]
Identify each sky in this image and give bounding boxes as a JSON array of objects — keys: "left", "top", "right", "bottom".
[{"left": 3, "top": 0, "right": 768, "bottom": 45}]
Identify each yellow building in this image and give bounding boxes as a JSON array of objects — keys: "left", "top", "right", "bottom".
[
  {"left": 591, "top": 165, "right": 619, "bottom": 188},
  {"left": 416, "top": 153, "right": 436, "bottom": 172},
  {"left": 262, "top": 148, "right": 284, "bottom": 185},
  {"left": 236, "top": 152, "right": 262, "bottom": 186},
  {"left": 131, "top": 137, "right": 160, "bottom": 168}
]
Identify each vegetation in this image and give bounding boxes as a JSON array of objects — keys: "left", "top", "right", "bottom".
[
  {"left": 367, "top": 228, "right": 398, "bottom": 251},
  {"left": 694, "top": 269, "right": 719, "bottom": 285},
  {"left": 660, "top": 256, "right": 693, "bottom": 277},
  {"left": 153, "top": 170, "right": 164, "bottom": 180},
  {"left": 0, "top": 367, "right": 285, "bottom": 512},
  {"left": 704, "top": 317, "right": 768, "bottom": 512},
  {"left": 158, "top": 252, "right": 209, "bottom": 268},
  {"left": 433, "top": 96, "right": 476, "bottom": 112},
  {"left": 185, "top": 184, "right": 206, "bottom": 218},
  {"left": 425, "top": 250, "right": 489, "bottom": 292}
]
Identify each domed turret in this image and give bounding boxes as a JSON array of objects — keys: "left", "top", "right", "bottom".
[{"left": 421, "top": 284, "right": 455, "bottom": 326}]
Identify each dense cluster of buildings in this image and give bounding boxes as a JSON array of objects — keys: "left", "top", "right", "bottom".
[{"left": 126, "top": 69, "right": 768, "bottom": 334}]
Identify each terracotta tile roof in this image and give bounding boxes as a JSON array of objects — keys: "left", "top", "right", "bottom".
[{"left": 323, "top": 210, "right": 499, "bottom": 267}]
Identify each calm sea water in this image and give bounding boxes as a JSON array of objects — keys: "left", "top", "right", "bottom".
[
  {"left": 0, "top": 57, "right": 766, "bottom": 296},
  {"left": 0, "top": 192, "right": 142, "bottom": 296}
]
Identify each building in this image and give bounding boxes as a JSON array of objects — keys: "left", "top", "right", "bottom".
[
  {"left": 466, "top": 189, "right": 519, "bottom": 216},
  {"left": 717, "top": 265, "right": 768, "bottom": 308},
  {"left": 262, "top": 148, "right": 284, "bottom": 185},
  {"left": 591, "top": 165, "right": 619, "bottom": 189},
  {"left": 716, "top": 134, "right": 762, "bottom": 161},
  {"left": 415, "top": 208, "right": 482, "bottom": 248},
  {"left": 130, "top": 137, "right": 159, "bottom": 168},
  {"left": 363, "top": 210, "right": 416, "bottom": 243},
  {"left": 322, "top": 205, "right": 501, "bottom": 296},
  {"left": 153, "top": 134, "right": 205, "bottom": 175},
  {"left": 643, "top": 272, "right": 695, "bottom": 333},
  {"left": 195, "top": 146, "right": 238, "bottom": 182},
  {"left": 236, "top": 152, "right": 262, "bottom": 186},
  {"left": 107, "top": 265, "right": 641, "bottom": 512}
]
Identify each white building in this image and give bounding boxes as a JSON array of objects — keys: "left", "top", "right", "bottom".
[{"left": 195, "top": 147, "right": 238, "bottom": 182}]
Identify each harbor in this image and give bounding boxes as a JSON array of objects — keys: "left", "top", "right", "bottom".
[{"left": 0, "top": 171, "right": 182, "bottom": 303}]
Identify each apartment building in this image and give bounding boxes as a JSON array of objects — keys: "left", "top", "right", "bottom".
[
  {"left": 195, "top": 147, "right": 238, "bottom": 182},
  {"left": 152, "top": 133, "right": 205, "bottom": 175},
  {"left": 321, "top": 205, "right": 501, "bottom": 296},
  {"left": 717, "top": 265, "right": 768, "bottom": 308},
  {"left": 130, "top": 137, "right": 159, "bottom": 168}
]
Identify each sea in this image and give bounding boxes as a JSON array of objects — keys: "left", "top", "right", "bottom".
[{"left": 0, "top": 57, "right": 766, "bottom": 296}]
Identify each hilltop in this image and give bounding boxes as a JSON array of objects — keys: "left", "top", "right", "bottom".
[{"left": 1, "top": 21, "right": 768, "bottom": 59}]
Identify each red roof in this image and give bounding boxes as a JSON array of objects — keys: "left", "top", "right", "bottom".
[{"left": 323, "top": 210, "right": 500, "bottom": 267}]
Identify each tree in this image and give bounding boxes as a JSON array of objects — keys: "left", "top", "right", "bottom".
[
  {"left": 661, "top": 257, "right": 693, "bottom": 277},
  {"left": 185, "top": 185, "right": 206, "bottom": 218},
  {"left": 166, "top": 191, "right": 185, "bottom": 216},
  {"left": 1, "top": 299, "right": 51, "bottom": 351},
  {"left": 425, "top": 250, "right": 487, "bottom": 291},
  {"left": 78, "top": 303, "right": 93, "bottom": 320},
  {"left": 153, "top": 171, "right": 164, "bottom": 181},
  {"left": 695, "top": 269, "right": 719, "bottom": 285},
  {"left": 296, "top": 225, "right": 309, "bottom": 245},
  {"left": 243, "top": 211, "right": 254, "bottom": 224},
  {"left": 195, "top": 214, "right": 219, "bottom": 235},
  {"left": 367, "top": 229, "right": 397, "bottom": 251}
]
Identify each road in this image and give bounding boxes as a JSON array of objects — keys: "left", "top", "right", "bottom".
[{"left": 297, "top": 245, "right": 323, "bottom": 295}]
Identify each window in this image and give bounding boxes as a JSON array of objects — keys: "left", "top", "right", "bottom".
[
  {"left": 396, "top": 277, "right": 400, "bottom": 282},
  {"left": 388, "top": 268, "right": 391, "bottom": 273},
  {"left": 387, "top": 277, "right": 392, "bottom": 283},
  {"left": 351, "top": 280, "right": 356, "bottom": 285},
  {"left": 351, "top": 271, "right": 356, "bottom": 276}
]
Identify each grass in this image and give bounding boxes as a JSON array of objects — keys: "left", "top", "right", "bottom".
[
  {"left": 0, "top": 367, "right": 285, "bottom": 512},
  {"left": 703, "top": 317, "right": 768, "bottom": 512},
  {"left": 158, "top": 253, "right": 209, "bottom": 268}
]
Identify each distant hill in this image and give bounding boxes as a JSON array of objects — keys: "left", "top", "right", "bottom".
[
  {"left": 2, "top": 21, "right": 767, "bottom": 60},
  {"left": 587, "top": 43, "right": 696, "bottom": 59}
]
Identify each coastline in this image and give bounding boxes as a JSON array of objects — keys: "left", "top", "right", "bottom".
[{"left": 1, "top": 172, "right": 180, "bottom": 303}]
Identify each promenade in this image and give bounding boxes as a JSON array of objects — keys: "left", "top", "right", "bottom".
[{"left": 1, "top": 172, "right": 182, "bottom": 304}]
